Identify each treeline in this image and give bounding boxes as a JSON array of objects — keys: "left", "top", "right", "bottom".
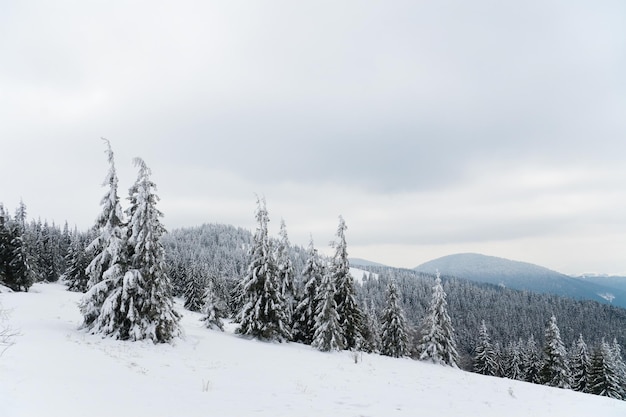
[
  {"left": 474, "top": 317, "right": 626, "bottom": 399},
  {"left": 356, "top": 265, "right": 626, "bottom": 363},
  {"left": 0, "top": 201, "right": 73, "bottom": 291}
]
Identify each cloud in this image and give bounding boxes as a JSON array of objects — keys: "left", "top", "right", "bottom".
[{"left": 1, "top": 0, "right": 625, "bottom": 273}]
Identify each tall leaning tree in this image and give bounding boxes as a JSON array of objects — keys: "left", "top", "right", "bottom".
[
  {"left": 109, "top": 157, "right": 181, "bottom": 342},
  {"left": 236, "top": 197, "right": 290, "bottom": 341},
  {"left": 79, "top": 139, "right": 127, "bottom": 331}
]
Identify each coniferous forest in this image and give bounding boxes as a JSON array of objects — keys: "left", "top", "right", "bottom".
[{"left": 1, "top": 141, "right": 626, "bottom": 402}]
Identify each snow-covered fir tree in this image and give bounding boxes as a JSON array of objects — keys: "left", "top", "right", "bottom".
[
  {"left": 473, "top": 320, "right": 499, "bottom": 376},
  {"left": 502, "top": 340, "right": 523, "bottom": 381},
  {"left": 63, "top": 231, "right": 92, "bottom": 293},
  {"left": 79, "top": 139, "right": 128, "bottom": 330},
  {"left": 330, "top": 216, "right": 363, "bottom": 350},
  {"left": 610, "top": 339, "right": 626, "bottom": 397},
  {"left": 312, "top": 269, "right": 345, "bottom": 352},
  {"left": 184, "top": 265, "right": 207, "bottom": 312},
  {"left": 589, "top": 339, "right": 624, "bottom": 399},
  {"left": 361, "top": 299, "right": 382, "bottom": 354},
  {"left": 84, "top": 157, "right": 181, "bottom": 342},
  {"left": 0, "top": 208, "right": 33, "bottom": 292},
  {"left": 111, "top": 157, "right": 181, "bottom": 342},
  {"left": 201, "top": 277, "right": 226, "bottom": 331},
  {"left": 275, "top": 219, "right": 295, "bottom": 326},
  {"left": 522, "top": 334, "right": 543, "bottom": 384},
  {"left": 6, "top": 221, "right": 33, "bottom": 292},
  {"left": 540, "top": 315, "right": 571, "bottom": 389},
  {"left": 418, "top": 271, "right": 459, "bottom": 367},
  {"left": 236, "top": 197, "right": 290, "bottom": 341},
  {"left": 570, "top": 334, "right": 591, "bottom": 393},
  {"left": 292, "top": 237, "right": 324, "bottom": 344},
  {"left": 380, "top": 280, "right": 409, "bottom": 358}
]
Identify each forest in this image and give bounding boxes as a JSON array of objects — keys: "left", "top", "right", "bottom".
[{"left": 1, "top": 142, "right": 626, "bottom": 401}]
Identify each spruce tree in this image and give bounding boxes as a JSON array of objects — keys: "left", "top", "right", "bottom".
[
  {"left": 6, "top": 220, "right": 33, "bottom": 292},
  {"left": 589, "top": 339, "right": 624, "bottom": 399},
  {"left": 64, "top": 232, "right": 91, "bottom": 293},
  {"left": 109, "top": 157, "right": 181, "bottom": 342},
  {"left": 236, "top": 197, "right": 290, "bottom": 341},
  {"left": 184, "top": 265, "right": 207, "bottom": 312},
  {"left": 361, "top": 299, "right": 382, "bottom": 354},
  {"left": 275, "top": 219, "right": 295, "bottom": 326},
  {"left": 80, "top": 139, "right": 127, "bottom": 330},
  {"left": 570, "top": 334, "right": 591, "bottom": 393},
  {"left": 312, "top": 270, "right": 345, "bottom": 352},
  {"left": 0, "top": 206, "right": 9, "bottom": 285},
  {"left": 201, "top": 277, "right": 226, "bottom": 331},
  {"left": 610, "top": 339, "right": 626, "bottom": 399},
  {"left": 380, "top": 280, "right": 409, "bottom": 358},
  {"left": 330, "top": 216, "right": 363, "bottom": 350},
  {"left": 418, "top": 271, "right": 459, "bottom": 367},
  {"left": 522, "top": 334, "right": 542, "bottom": 384},
  {"left": 292, "top": 237, "right": 324, "bottom": 344},
  {"left": 473, "top": 320, "right": 499, "bottom": 376},
  {"left": 502, "top": 340, "right": 523, "bottom": 380},
  {"left": 540, "top": 315, "right": 571, "bottom": 389}
]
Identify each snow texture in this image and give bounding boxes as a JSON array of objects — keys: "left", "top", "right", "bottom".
[{"left": 1, "top": 283, "right": 626, "bottom": 416}]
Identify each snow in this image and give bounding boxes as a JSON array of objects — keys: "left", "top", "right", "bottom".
[
  {"left": 1, "top": 283, "right": 626, "bottom": 417},
  {"left": 349, "top": 267, "right": 376, "bottom": 284}
]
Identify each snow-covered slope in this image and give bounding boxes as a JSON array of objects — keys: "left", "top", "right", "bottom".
[{"left": 1, "top": 283, "right": 625, "bottom": 417}]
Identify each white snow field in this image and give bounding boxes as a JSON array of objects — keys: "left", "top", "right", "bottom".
[{"left": 1, "top": 283, "right": 625, "bottom": 417}]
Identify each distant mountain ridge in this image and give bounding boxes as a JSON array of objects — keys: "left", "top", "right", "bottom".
[
  {"left": 414, "top": 253, "right": 626, "bottom": 309},
  {"left": 349, "top": 258, "right": 387, "bottom": 268}
]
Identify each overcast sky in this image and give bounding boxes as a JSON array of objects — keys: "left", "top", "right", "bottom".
[{"left": 2, "top": 1, "right": 626, "bottom": 275}]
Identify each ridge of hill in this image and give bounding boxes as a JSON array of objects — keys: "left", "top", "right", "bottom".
[{"left": 414, "top": 253, "right": 626, "bottom": 309}]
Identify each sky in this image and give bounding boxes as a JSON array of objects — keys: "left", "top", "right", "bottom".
[{"left": 2, "top": 1, "right": 626, "bottom": 275}]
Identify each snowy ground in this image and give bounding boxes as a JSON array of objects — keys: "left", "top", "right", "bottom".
[{"left": 1, "top": 283, "right": 625, "bottom": 417}]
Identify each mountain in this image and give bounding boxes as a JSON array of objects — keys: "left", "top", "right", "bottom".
[
  {"left": 414, "top": 253, "right": 626, "bottom": 309},
  {"left": 1, "top": 283, "right": 625, "bottom": 416},
  {"left": 349, "top": 257, "right": 387, "bottom": 268},
  {"left": 577, "top": 274, "right": 626, "bottom": 293}
]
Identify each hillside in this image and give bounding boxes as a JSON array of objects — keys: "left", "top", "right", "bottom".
[
  {"left": 414, "top": 253, "right": 626, "bottom": 309},
  {"left": 2, "top": 283, "right": 625, "bottom": 416}
]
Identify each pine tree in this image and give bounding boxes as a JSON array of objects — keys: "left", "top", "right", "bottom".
[
  {"left": 312, "top": 270, "right": 345, "bottom": 352},
  {"left": 610, "top": 339, "right": 626, "bottom": 399},
  {"left": 184, "top": 265, "right": 207, "bottom": 312},
  {"left": 236, "top": 197, "right": 290, "bottom": 341},
  {"left": 330, "top": 216, "right": 363, "bottom": 350},
  {"left": 275, "top": 219, "right": 295, "bottom": 326},
  {"left": 108, "top": 157, "right": 181, "bottom": 342},
  {"left": 589, "top": 339, "right": 624, "bottom": 399},
  {"left": 0, "top": 206, "right": 9, "bottom": 285},
  {"left": 473, "top": 320, "right": 499, "bottom": 376},
  {"left": 522, "top": 334, "right": 542, "bottom": 384},
  {"left": 64, "top": 232, "right": 91, "bottom": 293},
  {"left": 39, "top": 221, "right": 57, "bottom": 282},
  {"left": 80, "top": 139, "right": 127, "bottom": 330},
  {"left": 502, "top": 340, "right": 523, "bottom": 380},
  {"left": 540, "top": 315, "right": 571, "bottom": 389},
  {"left": 570, "top": 334, "right": 591, "bottom": 393},
  {"left": 292, "top": 237, "right": 324, "bottom": 344},
  {"left": 201, "top": 277, "right": 226, "bottom": 331},
  {"left": 380, "top": 280, "right": 409, "bottom": 358},
  {"left": 361, "top": 299, "right": 382, "bottom": 354},
  {"left": 418, "top": 271, "right": 459, "bottom": 367}
]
